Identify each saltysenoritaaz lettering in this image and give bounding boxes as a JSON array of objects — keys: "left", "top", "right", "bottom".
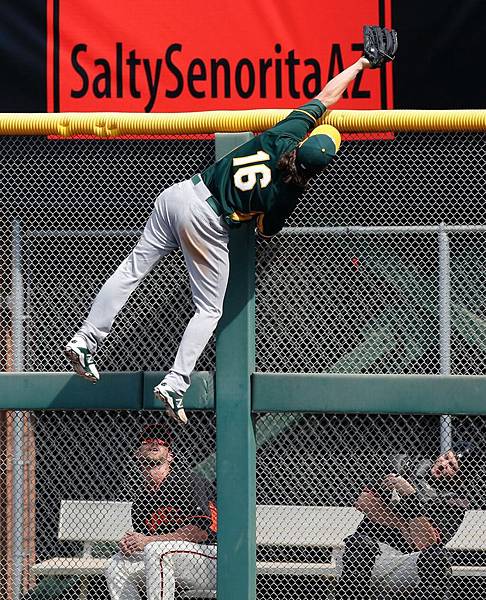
[{"left": 70, "top": 42, "right": 371, "bottom": 112}]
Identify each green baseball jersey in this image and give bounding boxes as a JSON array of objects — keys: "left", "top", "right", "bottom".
[{"left": 201, "top": 99, "right": 326, "bottom": 237}]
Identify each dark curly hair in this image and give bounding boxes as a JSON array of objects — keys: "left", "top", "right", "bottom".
[{"left": 277, "top": 149, "right": 313, "bottom": 189}]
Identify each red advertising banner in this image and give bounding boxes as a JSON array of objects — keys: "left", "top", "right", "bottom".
[{"left": 47, "top": 0, "right": 393, "bottom": 113}]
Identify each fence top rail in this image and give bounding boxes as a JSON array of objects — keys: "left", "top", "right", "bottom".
[
  {"left": 18, "top": 224, "right": 486, "bottom": 237},
  {"left": 0, "top": 109, "right": 486, "bottom": 136},
  {"left": 282, "top": 224, "right": 486, "bottom": 235}
]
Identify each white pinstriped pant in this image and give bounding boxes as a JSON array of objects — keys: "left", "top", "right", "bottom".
[
  {"left": 79, "top": 177, "right": 230, "bottom": 395},
  {"left": 105, "top": 541, "right": 217, "bottom": 600}
]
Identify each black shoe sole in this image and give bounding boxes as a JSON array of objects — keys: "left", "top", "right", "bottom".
[
  {"left": 154, "top": 389, "right": 188, "bottom": 425},
  {"left": 64, "top": 348, "right": 98, "bottom": 384}
]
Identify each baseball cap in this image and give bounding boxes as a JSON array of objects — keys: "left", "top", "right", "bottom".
[
  {"left": 140, "top": 423, "right": 171, "bottom": 448},
  {"left": 295, "top": 125, "right": 341, "bottom": 175}
]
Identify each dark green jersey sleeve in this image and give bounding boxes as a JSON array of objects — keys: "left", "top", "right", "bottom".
[
  {"left": 265, "top": 99, "right": 326, "bottom": 141},
  {"left": 255, "top": 183, "right": 301, "bottom": 238}
]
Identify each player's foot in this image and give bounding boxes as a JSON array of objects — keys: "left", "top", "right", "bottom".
[
  {"left": 154, "top": 382, "right": 188, "bottom": 425},
  {"left": 64, "top": 335, "right": 100, "bottom": 383}
]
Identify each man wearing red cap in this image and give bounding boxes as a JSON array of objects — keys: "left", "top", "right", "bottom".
[
  {"left": 105, "top": 428, "right": 217, "bottom": 600},
  {"left": 64, "top": 29, "right": 395, "bottom": 424}
]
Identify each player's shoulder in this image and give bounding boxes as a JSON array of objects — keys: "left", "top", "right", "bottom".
[
  {"left": 263, "top": 127, "right": 301, "bottom": 142},
  {"left": 189, "top": 470, "right": 210, "bottom": 487},
  {"left": 260, "top": 128, "right": 300, "bottom": 155},
  {"left": 171, "top": 463, "right": 194, "bottom": 479},
  {"left": 190, "top": 471, "right": 216, "bottom": 495}
]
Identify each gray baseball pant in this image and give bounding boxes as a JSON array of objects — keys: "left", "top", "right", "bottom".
[{"left": 78, "top": 177, "right": 230, "bottom": 395}]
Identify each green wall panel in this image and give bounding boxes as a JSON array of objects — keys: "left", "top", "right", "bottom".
[
  {"left": 215, "top": 132, "right": 256, "bottom": 600},
  {"left": 252, "top": 373, "right": 486, "bottom": 415},
  {"left": 0, "top": 372, "right": 143, "bottom": 410},
  {"left": 0, "top": 371, "right": 216, "bottom": 410}
]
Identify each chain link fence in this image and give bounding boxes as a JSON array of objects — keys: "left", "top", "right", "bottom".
[
  {"left": 1, "top": 410, "right": 486, "bottom": 600},
  {"left": 0, "top": 410, "right": 217, "bottom": 600},
  {"left": 1, "top": 130, "right": 486, "bottom": 600},
  {"left": 1, "top": 132, "right": 486, "bottom": 373},
  {"left": 1, "top": 135, "right": 216, "bottom": 373},
  {"left": 255, "top": 411, "right": 486, "bottom": 600}
]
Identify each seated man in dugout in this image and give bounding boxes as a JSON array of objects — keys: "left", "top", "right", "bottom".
[
  {"left": 335, "top": 443, "right": 474, "bottom": 600},
  {"left": 105, "top": 425, "right": 217, "bottom": 600}
]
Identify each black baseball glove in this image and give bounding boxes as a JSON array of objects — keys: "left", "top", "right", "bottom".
[{"left": 363, "top": 25, "right": 398, "bottom": 69}]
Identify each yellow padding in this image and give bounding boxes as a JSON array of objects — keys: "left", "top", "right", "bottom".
[
  {"left": 309, "top": 124, "right": 341, "bottom": 152},
  {"left": 0, "top": 110, "right": 486, "bottom": 136}
]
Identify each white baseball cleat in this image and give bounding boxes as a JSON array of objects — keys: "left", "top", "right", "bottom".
[
  {"left": 154, "top": 382, "right": 188, "bottom": 425},
  {"left": 64, "top": 335, "right": 100, "bottom": 383}
]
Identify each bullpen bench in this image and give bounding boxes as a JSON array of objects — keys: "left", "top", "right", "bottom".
[
  {"left": 257, "top": 505, "right": 486, "bottom": 581},
  {"left": 31, "top": 500, "right": 215, "bottom": 599},
  {"left": 32, "top": 501, "right": 486, "bottom": 599},
  {"left": 31, "top": 501, "right": 132, "bottom": 600}
]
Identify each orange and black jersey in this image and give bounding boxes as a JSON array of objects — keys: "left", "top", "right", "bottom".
[
  {"left": 201, "top": 99, "right": 326, "bottom": 238},
  {"left": 131, "top": 469, "right": 217, "bottom": 544}
]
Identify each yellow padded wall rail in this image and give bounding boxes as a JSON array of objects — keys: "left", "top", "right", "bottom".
[
  {"left": 327, "top": 110, "right": 486, "bottom": 132},
  {"left": 0, "top": 109, "right": 485, "bottom": 136}
]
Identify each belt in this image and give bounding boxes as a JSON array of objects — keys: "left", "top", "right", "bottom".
[{"left": 191, "top": 174, "right": 223, "bottom": 217}]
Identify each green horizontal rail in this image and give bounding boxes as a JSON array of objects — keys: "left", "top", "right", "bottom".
[
  {"left": 3, "top": 371, "right": 486, "bottom": 415},
  {"left": 0, "top": 372, "right": 142, "bottom": 410},
  {"left": 0, "top": 371, "right": 214, "bottom": 410},
  {"left": 252, "top": 373, "right": 486, "bottom": 415}
]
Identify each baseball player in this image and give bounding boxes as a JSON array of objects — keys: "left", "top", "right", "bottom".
[
  {"left": 336, "top": 445, "right": 473, "bottom": 600},
  {"left": 105, "top": 427, "right": 217, "bottom": 600},
  {"left": 64, "top": 27, "right": 397, "bottom": 424}
]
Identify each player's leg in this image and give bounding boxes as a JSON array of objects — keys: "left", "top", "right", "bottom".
[
  {"left": 335, "top": 532, "right": 380, "bottom": 599},
  {"left": 369, "top": 543, "right": 451, "bottom": 599},
  {"left": 143, "top": 540, "right": 217, "bottom": 600},
  {"left": 104, "top": 551, "right": 146, "bottom": 600},
  {"left": 65, "top": 236, "right": 163, "bottom": 382},
  {"left": 372, "top": 543, "right": 421, "bottom": 596},
  {"left": 414, "top": 545, "right": 452, "bottom": 600},
  {"left": 154, "top": 178, "right": 230, "bottom": 424},
  {"left": 65, "top": 189, "right": 178, "bottom": 382}
]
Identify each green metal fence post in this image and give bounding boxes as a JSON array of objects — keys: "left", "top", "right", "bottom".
[{"left": 215, "top": 133, "right": 256, "bottom": 600}]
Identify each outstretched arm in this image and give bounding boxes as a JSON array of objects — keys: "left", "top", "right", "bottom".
[
  {"left": 316, "top": 57, "right": 371, "bottom": 108},
  {"left": 409, "top": 517, "right": 440, "bottom": 550}
]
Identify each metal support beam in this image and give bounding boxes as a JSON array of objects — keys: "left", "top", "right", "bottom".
[
  {"left": 252, "top": 373, "right": 486, "bottom": 415},
  {"left": 215, "top": 133, "right": 256, "bottom": 600},
  {"left": 11, "top": 218, "right": 24, "bottom": 600},
  {"left": 439, "top": 222, "right": 452, "bottom": 452}
]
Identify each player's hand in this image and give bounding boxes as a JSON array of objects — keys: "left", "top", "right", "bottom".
[
  {"left": 408, "top": 517, "right": 440, "bottom": 550},
  {"left": 431, "top": 450, "right": 459, "bottom": 478},
  {"left": 359, "top": 57, "right": 372, "bottom": 69},
  {"left": 255, "top": 227, "right": 273, "bottom": 242},
  {"left": 120, "top": 532, "right": 151, "bottom": 555},
  {"left": 384, "top": 474, "right": 416, "bottom": 496},
  {"left": 354, "top": 490, "right": 387, "bottom": 521}
]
